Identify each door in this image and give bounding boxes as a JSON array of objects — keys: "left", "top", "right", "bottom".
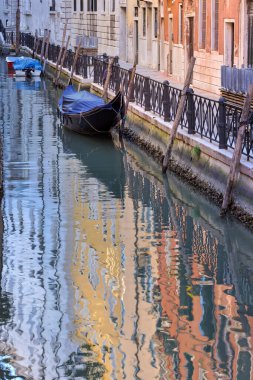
[
  {"left": 120, "top": 7, "right": 127, "bottom": 61},
  {"left": 224, "top": 22, "right": 234, "bottom": 67},
  {"left": 147, "top": 7, "right": 152, "bottom": 66},
  {"left": 134, "top": 20, "right": 139, "bottom": 63}
]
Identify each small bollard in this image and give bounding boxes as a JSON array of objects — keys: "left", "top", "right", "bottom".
[
  {"left": 218, "top": 96, "right": 227, "bottom": 149},
  {"left": 187, "top": 88, "right": 195, "bottom": 134}
]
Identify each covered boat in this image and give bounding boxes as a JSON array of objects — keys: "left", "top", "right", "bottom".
[
  {"left": 6, "top": 56, "right": 24, "bottom": 70},
  {"left": 13, "top": 58, "right": 42, "bottom": 77},
  {"left": 58, "top": 85, "right": 125, "bottom": 135}
]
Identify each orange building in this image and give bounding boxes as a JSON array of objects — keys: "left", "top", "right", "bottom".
[{"left": 162, "top": 0, "right": 253, "bottom": 95}]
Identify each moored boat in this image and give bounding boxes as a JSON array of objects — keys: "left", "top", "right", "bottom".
[
  {"left": 58, "top": 85, "right": 125, "bottom": 135},
  {"left": 13, "top": 57, "right": 42, "bottom": 77},
  {"left": 6, "top": 56, "right": 24, "bottom": 70}
]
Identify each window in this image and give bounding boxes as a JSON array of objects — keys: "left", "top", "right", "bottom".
[
  {"left": 199, "top": 0, "right": 206, "bottom": 49},
  {"left": 80, "top": 0, "right": 83, "bottom": 11},
  {"left": 73, "top": 0, "right": 76, "bottom": 11},
  {"left": 211, "top": 0, "right": 218, "bottom": 50},
  {"left": 178, "top": 3, "right": 183, "bottom": 44},
  {"left": 87, "top": 0, "right": 97, "bottom": 12},
  {"left": 143, "top": 8, "right": 146, "bottom": 37},
  {"left": 134, "top": 7, "right": 138, "bottom": 17},
  {"left": 111, "top": 0, "right": 115, "bottom": 12},
  {"left": 102, "top": 0, "right": 105, "bottom": 12},
  {"left": 154, "top": 7, "right": 158, "bottom": 38}
]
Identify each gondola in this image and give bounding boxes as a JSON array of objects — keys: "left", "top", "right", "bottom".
[{"left": 58, "top": 85, "right": 125, "bottom": 135}]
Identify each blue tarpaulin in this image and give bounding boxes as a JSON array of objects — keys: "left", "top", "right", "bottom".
[
  {"left": 13, "top": 58, "right": 42, "bottom": 71},
  {"left": 59, "top": 85, "right": 105, "bottom": 114}
]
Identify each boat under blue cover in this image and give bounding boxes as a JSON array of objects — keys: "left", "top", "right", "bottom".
[
  {"left": 59, "top": 85, "right": 105, "bottom": 114},
  {"left": 13, "top": 58, "right": 42, "bottom": 71},
  {"left": 58, "top": 85, "right": 125, "bottom": 135}
]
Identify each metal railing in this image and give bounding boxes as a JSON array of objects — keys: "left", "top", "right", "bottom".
[{"left": 8, "top": 32, "right": 253, "bottom": 161}]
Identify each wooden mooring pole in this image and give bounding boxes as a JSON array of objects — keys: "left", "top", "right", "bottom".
[
  {"left": 221, "top": 84, "right": 253, "bottom": 215},
  {"left": 54, "top": 22, "right": 68, "bottom": 83},
  {"left": 121, "top": 53, "right": 138, "bottom": 129},
  {"left": 40, "top": 30, "right": 47, "bottom": 63},
  {"left": 55, "top": 35, "right": 70, "bottom": 86},
  {"left": 162, "top": 57, "right": 196, "bottom": 173},
  {"left": 43, "top": 30, "right": 51, "bottom": 73},
  {"left": 68, "top": 42, "right": 81, "bottom": 85},
  {"left": 102, "top": 57, "right": 114, "bottom": 101}
]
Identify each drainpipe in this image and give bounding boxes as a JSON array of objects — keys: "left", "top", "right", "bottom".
[{"left": 157, "top": 0, "right": 161, "bottom": 71}]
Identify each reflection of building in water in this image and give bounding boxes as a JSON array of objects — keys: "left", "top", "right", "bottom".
[
  {"left": 127, "top": 157, "right": 253, "bottom": 380},
  {"left": 1, "top": 68, "right": 253, "bottom": 380},
  {"left": 69, "top": 160, "right": 162, "bottom": 379},
  {"left": 0, "top": 74, "right": 78, "bottom": 379}
]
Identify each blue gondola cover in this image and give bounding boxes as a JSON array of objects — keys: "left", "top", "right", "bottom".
[
  {"left": 58, "top": 85, "right": 105, "bottom": 114},
  {"left": 13, "top": 58, "right": 42, "bottom": 71}
]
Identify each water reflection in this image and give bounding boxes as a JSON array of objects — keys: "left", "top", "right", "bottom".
[{"left": 0, "top": 57, "right": 253, "bottom": 379}]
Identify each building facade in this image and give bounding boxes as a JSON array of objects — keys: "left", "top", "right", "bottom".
[
  {"left": 1, "top": 1, "right": 253, "bottom": 96},
  {"left": 162, "top": 0, "right": 253, "bottom": 95}
]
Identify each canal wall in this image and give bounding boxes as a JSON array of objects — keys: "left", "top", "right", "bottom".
[{"left": 92, "top": 83, "right": 253, "bottom": 228}]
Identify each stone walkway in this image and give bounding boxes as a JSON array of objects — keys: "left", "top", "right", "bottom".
[{"left": 119, "top": 59, "right": 220, "bottom": 101}]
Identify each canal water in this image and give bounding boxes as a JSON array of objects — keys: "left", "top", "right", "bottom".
[{"left": 0, "top": 58, "right": 253, "bottom": 380}]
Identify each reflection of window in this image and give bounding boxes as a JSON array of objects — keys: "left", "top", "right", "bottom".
[
  {"left": 154, "top": 7, "right": 158, "bottom": 38},
  {"left": 50, "top": 0, "right": 56, "bottom": 11},
  {"left": 143, "top": 8, "right": 146, "bottom": 37},
  {"left": 87, "top": 0, "right": 97, "bottom": 12},
  {"left": 73, "top": 0, "right": 76, "bottom": 11},
  {"left": 4, "top": 0, "right": 9, "bottom": 8},
  {"left": 199, "top": 0, "right": 206, "bottom": 49},
  {"left": 80, "top": 0, "right": 83, "bottom": 12},
  {"left": 25, "top": 0, "right": 32, "bottom": 11}
]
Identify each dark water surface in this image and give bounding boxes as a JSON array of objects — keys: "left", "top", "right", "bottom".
[{"left": 0, "top": 58, "right": 253, "bottom": 380}]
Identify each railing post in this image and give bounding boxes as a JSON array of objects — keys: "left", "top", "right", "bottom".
[
  {"left": 187, "top": 88, "right": 195, "bottom": 134},
  {"left": 93, "top": 58, "right": 98, "bottom": 83},
  {"left": 218, "top": 96, "right": 227, "bottom": 149},
  {"left": 144, "top": 77, "right": 151, "bottom": 111},
  {"left": 162, "top": 80, "right": 170, "bottom": 121},
  {"left": 83, "top": 55, "right": 88, "bottom": 78}
]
